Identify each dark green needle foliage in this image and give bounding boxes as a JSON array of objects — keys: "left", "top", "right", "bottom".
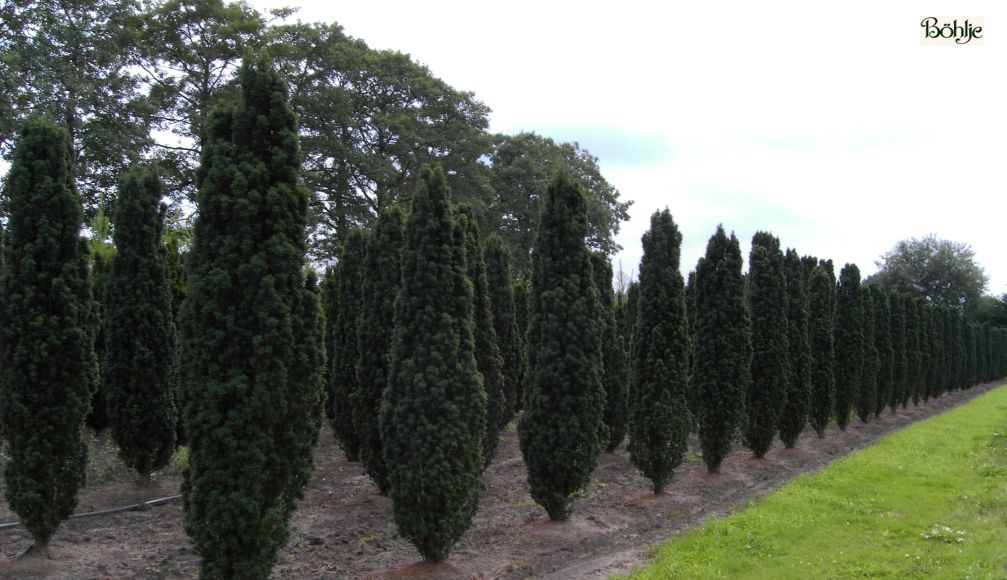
[
  {"left": 591, "top": 252, "right": 628, "bottom": 453},
  {"left": 906, "top": 297, "right": 925, "bottom": 405},
  {"left": 965, "top": 322, "right": 977, "bottom": 388},
  {"left": 807, "top": 265, "right": 835, "bottom": 437},
  {"left": 857, "top": 289, "right": 879, "bottom": 423},
  {"left": 779, "top": 248, "right": 811, "bottom": 448},
  {"left": 331, "top": 228, "right": 368, "bottom": 461},
  {"left": 834, "top": 264, "right": 864, "bottom": 430},
  {"left": 888, "top": 291, "right": 908, "bottom": 411},
  {"left": 871, "top": 286, "right": 893, "bottom": 417},
  {"left": 744, "top": 232, "right": 789, "bottom": 458},
  {"left": 354, "top": 206, "right": 404, "bottom": 494},
  {"left": 511, "top": 278, "right": 531, "bottom": 411},
  {"left": 627, "top": 210, "right": 691, "bottom": 493},
  {"left": 0, "top": 117, "right": 97, "bottom": 555},
  {"left": 458, "top": 205, "right": 506, "bottom": 469},
  {"left": 179, "top": 57, "right": 324, "bottom": 579},
  {"left": 485, "top": 234, "right": 523, "bottom": 428},
  {"left": 693, "top": 226, "right": 751, "bottom": 473},
  {"left": 684, "top": 269, "right": 700, "bottom": 427},
  {"left": 924, "top": 306, "right": 942, "bottom": 401},
  {"left": 85, "top": 212, "right": 114, "bottom": 432},
  {"left": 103, "top": 166, "right": 177, "bottom": 481},
  {"left": 625, "top": 280, "right": 641, "bottom": 412},
  {"left": 320, "top": 264, "right": 338, "bottom": 419},
  {"left": 518, "top": 169, "right": 605, "bottom": 520},
  {"left": 381, "top": 165, "right": 486, "bottom": 562}
]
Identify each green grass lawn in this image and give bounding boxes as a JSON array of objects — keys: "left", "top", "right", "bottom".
[{"left": 625, "top": 385, "right": 1007, "bottom": 579}]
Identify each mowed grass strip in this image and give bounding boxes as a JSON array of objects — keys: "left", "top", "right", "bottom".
[{"left": 626, "top": 384, "right": 1007, "bottom": 579}]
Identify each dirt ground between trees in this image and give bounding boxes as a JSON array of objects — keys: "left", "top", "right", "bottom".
[{"left": 1, "top": 383, "right": 1000, "bottom": 579}]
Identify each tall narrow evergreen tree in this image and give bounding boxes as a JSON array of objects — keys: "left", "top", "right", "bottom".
[
  {"left": 485, "top": 234, "right": 523, "bottom": 428},
  {"left": 354, "top": 206, "right": 404, "bottom": 494},
  {"left": 381, "top": 165, "right": 486, "bottom": 561},
  {"left": 833, "top": 264, "right": 864, "bottom": 430},
  {"left": 627, "top": 210, "right": 691, "bottom": 493},
  {"left": 744, "top": 232, "right": 789, "bottom": 458},
  {"left": 179, "top": 57, "right": 324, "bottom": 579},
  {"left": 104, "top": 166, "right": 177, "bottom": 483},
  {"left": 591, "top": 252, "right": 629, "bottom": 453},
  {"left": 807, "top": 265, "right": 836, "bottom": 437},
  {"left": 871, "top": 286, "right": 893, "bottom": 417},
  {"left": 85, "top": 211, "right": 114, "bottom": 432},
  {"left": 0, "top": 116, "right": 97, "bottom": 557},
  {"left": 779, "top": 248, "right": 811, "bottom": 448},
  {"left": 907, "top": 297, "right": 925, "bottom": 405},
  {"left": 694, "top": 226, "right": 751, "bottom": 473},
  {"left": 518, "top": 169, "right": 605, "bottom": 520},
  {"left": 458, "top": 205, "right": 506, "bottom": 469},
  {"left": 923, "top": 306, "right": 942, "bottom": 401},
  {"left": 857, "top": 288, "right": 879, "bottom": 423},
  {"left": 625, "top": 279, "right": 641, "bottom": 415},
  {"left": 512, "top": 278, "right": 531, "bottom": 411},
  {"left": 331, "top": 229, "right": 368, "bottom": 461},
  {"left": 888, "top": 290, "right": 908, "bottom": 411},
  {"left": 965, "top": 322, "right": 978, "bottom": 388},
  {"left": 320, "top": 265, "right": 338, "bottom": 420}
]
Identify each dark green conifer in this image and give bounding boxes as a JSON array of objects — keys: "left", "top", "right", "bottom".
[
  {"left": 518, "top": 169, "right": 605, "bottom": 520},
  {"left": 512, "top": 278, "right": 531, "bottom": 411},
  {"left": 381, "top": 166, "right": 485, "bottom": 561},
  {"left": 857, "top": 288, "right": 879, "bottom": 423},
  {"left": 591, "top": 252, "right": 629, "bottom": 453},
  {"left": 906, "top": 298, "right": 925, "bottom": 405},
  {"left": 965, "top": 322, "right": 977, "bottom": 388},
  {"left": 888, "top": 291, "right": 907, "bottom": 411},
  {"left": 354, "top": 206, "right": 404, "bottom": 494},
  {"left": 103, "top": 166, "right": 177, "bottom": 482},
  {"left": 694, "top": 226, "right": 751, "bottom": 473},
  {"left": 485, "top": 234, "right": 523, "bottom": 427},
  {"left": 85, "top": 211, "right": 114, "bottom": 432},
  {"left": 627, "top": 210, "right": 690, "bottom": 492},
  {"left": 871, "top": 286, "right": 893, "bottom": 416},
  {"left": 807, "top": 266, "right": 835, "bottom": 437},
  {"left": 744, "top": 232, "right": 789, "bottom": 458},
  {"left": 923, "top": 306, "right": 942, "bottom": 401},
  {"left": 320, "top": 265, "right": 338, "bottom": 420},
  {"left": 833, "top": 264, "right": 863, "bottom": 430},
  {"left": 179, "top": 58, "right": 324, "bottom": 579},
  {"left": 0, "top": 117, "right": 97, "bottom": 556},
  {"left": 458, "top": 205, "right": 506, "bottom": 469},
  {"left": 625, "top": 280, "right": 641, "bottom": 414},
  {"left": 331, "top": 228, "right": 368, "bottom": 461},
  {"left": 779, "top": 248, "right": 811, "bottom": 448}
]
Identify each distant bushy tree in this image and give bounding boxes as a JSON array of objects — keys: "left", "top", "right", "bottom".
[
  {"left": 779, "top": 249, "right": 810, "bottom": 448},
  {"left": 807, "top": 266, "right": 835, "bottom": 437},
  {"left": 628, "top": 210, "right": 690, "bottom": 492},
  {"left": 331, "top": 228, "right": 368, "bottom": 461},
  {"left": 355, "top": 206, "right": 404, "bottom": 494},
  {"left": 872, "top": 234, "right": 988, "bottom": 311},
  {"left": 0, "top": 116, "right": 97, "bottom": 556},
  {"left": 104, "top": 166, "right": 177, "bottom": 482},
  {"left": 179, "top": 58, "right": 323, "bottom": 579},
  {"left": 485, "top": 234, "right": 523, "bottom": 427},
  {"left": 694, "top": 226, "right": 751, "bottom": 473},
  {"left": 591, "top": 252, "right": 628, "bottom": 453},
  {"left": 857, "top": 289, "right": 879, "bottom": 423},
  {"left": 518, "top": 169, "right": 605, "bottom": 520},
  {"left": 834, "top": 264, "right": 863, "bottom": 430},
  {"left": 458, "top": 205, "right": 506, "bottom": 469},
  {"left": 381, "top": 166, "right": 485, "bottom": 562},
  {"left": 888, "top": 291, "right": 908, "bottom": 411},
  {"left": 744, "top": 232, "right": 789, "bottom": 458}
]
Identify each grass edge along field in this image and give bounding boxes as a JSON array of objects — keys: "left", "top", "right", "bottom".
[{"left": 623, "top": 383, "right": 1007, "bottom": 580}]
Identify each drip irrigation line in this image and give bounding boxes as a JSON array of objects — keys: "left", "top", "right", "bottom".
[{"left": 0, "top": 494, "right": 182, "bottom": 531}]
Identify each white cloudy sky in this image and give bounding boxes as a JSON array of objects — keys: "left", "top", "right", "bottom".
[{"left": 250, "top": 0, "right": 1006, "bottom": 291}]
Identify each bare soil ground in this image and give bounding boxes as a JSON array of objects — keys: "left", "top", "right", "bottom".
[{"left": 0, "top": 383, "right": 998, "bottom": 579}]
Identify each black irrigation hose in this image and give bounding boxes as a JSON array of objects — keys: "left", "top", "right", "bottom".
[{"left": 0, "top": 494, "right": 182, "bottom": 531}]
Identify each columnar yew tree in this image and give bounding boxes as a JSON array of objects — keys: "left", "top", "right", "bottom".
[
  {"left": 354, "top": 206, "right": 404, "bottom": 494},
  {"left": 628, "top": 210, "right": 691, "bottom": 493},
  {"left": 512, "top": 278, "right": 531, "bottom": 411},
  {"left": 518, "top": 169, "right": 605, "bottom": 520},
  {"left": 331, "top": 228, "right": 368, "bottom": 461},
  {"left": 458, "top": 205, "right": 506, "bottom": 468},
  {"left": 104, "top": 166, "right": 177, "bottom": 483},
  {"left": 485, "top": 234, "right": 523, "bottom": 427},
  {"left": 180, "top": 58, "right": 324, "bottom": 579},
  {"left": 888, "top": 291, "right": 908, "bottom": 411},
  {"left": 924, "top": 306, "right": 942, "bottom": 401},
  {"left": 807, "top": 265, "right": 835, "bottom": 437},
  {"left": 320, "top": 265, "right": 338, "bottom": 419},
  {"left": 834, "top": 264, "right": 863, "bottom": 430},
  {"left": 744, "top": 232, "right": 789, "bottom": 458},
  {"left": 857, "top": 289, "right": 879, "bottom": 423},
  {"left": 965, "top": 322, "right": 977, "bottom": 388},
  {"left": 0, "top": 117, "right": 97, "bottom": 557},
  {"left": 694, "top": 226, "right": 751, "bottom": 473},
  {"left": 381, "top": 166, "right": 486, "bottom": 561},
  {"left": 871, "top": 286, "right": 893, "bottom": 417},
  {"left": 779, "top": 248, "right": 811, "bottom": 448},
  {"left": 592, "top": 252, "right": 629, "bottom": 453}
]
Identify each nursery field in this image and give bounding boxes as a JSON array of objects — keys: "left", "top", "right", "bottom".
[
  {"left": 627, "top": 383, "right": 1007, "bottom": 580},
  {"left": 0, "top": 382, "right": 999, "bottom": 579}
]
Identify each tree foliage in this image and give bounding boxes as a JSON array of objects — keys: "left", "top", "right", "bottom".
[
  {"left": 330, "top": 228, "right": 368, "bottom": 461},
  {"left": 888, "top": 290, "right": 908, "bottom": 411},
  {"left": 518, "top": 169, "right": 605, "bottom": 520},
  {"left": 484, "top": 234, "right": 523, "bottom": 427},
  {"left": 807, "top": 265, "right": 835, "bottom": 437},
  {"left": 834, "top": 264, "right": 863, "bottom": 430},
  {"left": 857, "top": 288, "right": 879, "bottom": 423},
  {"left": 871, "top": 234, "right": 989, "bottom": 312},
  {"left": 592, "top": 252, "right": 628, "bottom": 454},
  {"left": 779, "top": 248, "right": 811, "bottom": 448}
]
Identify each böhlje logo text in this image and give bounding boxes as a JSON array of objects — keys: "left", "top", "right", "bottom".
[{"left": 921, "top": 17, "right": 983, "bottom": 45}]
